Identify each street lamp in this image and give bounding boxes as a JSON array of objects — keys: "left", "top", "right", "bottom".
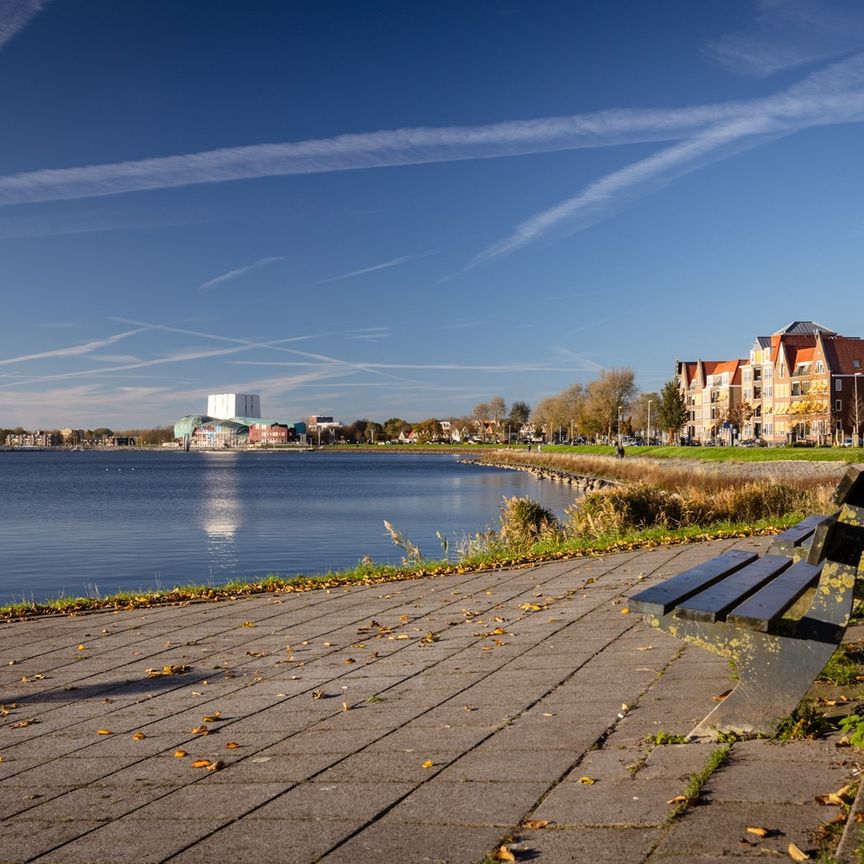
[
  {"left": 856, "top": 373, "right": 862, "bottom": 447},
  {"left": 617, "top": 406, "right": 622, "bottom": 445},
  {"left": 647, "top": 399, "right": 653, "bottom": 446}
]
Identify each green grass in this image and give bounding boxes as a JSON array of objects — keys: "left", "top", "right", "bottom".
[
  {"left": 547, "top": 444, "right": 864, "bottom": 463},
  {"left": 667, "top": 744, "right": 732, "bottom": 820},
  {"left": 0, "top": 513, "right": 802, "bottom": 621}
]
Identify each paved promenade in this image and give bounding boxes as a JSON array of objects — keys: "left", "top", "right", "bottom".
[{"left": 2, "top": 538, "right": 862, "bottom": 863}]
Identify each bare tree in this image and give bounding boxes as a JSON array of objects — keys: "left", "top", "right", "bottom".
[{"left": 582, "top": 368, "right": 637, "bottom": 441}]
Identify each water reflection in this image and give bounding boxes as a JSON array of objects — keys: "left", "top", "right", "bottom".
[{"left": 200, "top": 453, "right": 242, "bottom": 575}]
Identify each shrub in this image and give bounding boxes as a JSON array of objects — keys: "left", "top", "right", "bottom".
[
  {"left": 568, "top": 483, "right": 683, "bottom": 538},
  {"left": 498, "top": 497, "right": 562, "bottom": 548},
  {"left": 568, "top": 481, "right": 815, "bottom": 538}
]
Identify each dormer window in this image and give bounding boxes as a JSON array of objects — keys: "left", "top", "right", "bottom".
[{"left": 854, "top": 360, "right": 861, "bottom": 369}]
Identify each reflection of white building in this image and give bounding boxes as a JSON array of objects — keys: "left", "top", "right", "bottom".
[
  {"left": 201, "top": 453, "right": 242, "bottom": 573},
  {"left": 207, "top": 393, "right": 261, "bottom": 420}
]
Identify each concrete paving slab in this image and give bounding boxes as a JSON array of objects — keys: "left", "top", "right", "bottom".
[{"left": 2, "top": 539, "right": 862, "bottom": 863}]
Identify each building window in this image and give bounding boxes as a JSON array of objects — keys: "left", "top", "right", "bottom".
[
  {"left": 816, "top": 360, "right": 825, "bottom": 374},
  {"left": 854, "top": 360, "right": 862, "bottom": 369},
  {"left": 837, "top": 399, "right": 843, "bottom": 412},
  {"left": 779, "top": 363, "right": 785, "bottom": 378},
  {"left": 763, "top": 366, "right": 773, "bottom": 380},
  {"left": 837, "top": 379, "right": 843, "bottom": 391}
]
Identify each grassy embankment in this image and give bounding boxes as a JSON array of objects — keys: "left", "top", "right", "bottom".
[{"left": 1, "top": 446, "right": 835, "bottom": 620}]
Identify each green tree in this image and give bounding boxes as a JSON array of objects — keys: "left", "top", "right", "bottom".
[
  {"left": 656, "top": 379, "right": 689, "bottom": 444},
  {"left": 383, "top": 418, "right": 410, "bottom": 441},
  {"left": 413, "top": 418, "right": 443, "bottom": 443},
  {"left": 508, "top": 400, "right": 531, "bottom": 428}
]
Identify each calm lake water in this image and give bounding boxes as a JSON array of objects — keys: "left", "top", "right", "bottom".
[{"left": 0, "top": 450, "right": 579, "bottom": 604}]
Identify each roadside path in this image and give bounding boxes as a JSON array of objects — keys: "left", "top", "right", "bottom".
[{"left": 1, "top": 539, "right": 860, "bottom": 863}]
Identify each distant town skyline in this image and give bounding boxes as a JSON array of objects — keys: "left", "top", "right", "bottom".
[{"left": 2, "top": 1, "right": 864, "bottom": 428}]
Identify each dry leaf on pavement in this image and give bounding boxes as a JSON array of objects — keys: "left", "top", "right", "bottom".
[
  {"left": 788, "top": 842, "right": 810, "bottom": 861},
  {"left": 523, "top": 819, "right": 550, "bottom": 829}
]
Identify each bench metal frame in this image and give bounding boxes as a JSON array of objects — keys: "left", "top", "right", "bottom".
[{"left": 629, "top": 465, "right": 864, "bottom": 737}]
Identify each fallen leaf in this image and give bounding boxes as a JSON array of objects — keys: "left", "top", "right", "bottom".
[
  {"left": 344, "top": 658, "right": 356, "bottom": 664},
  {"left": 131, "top": 731, "right": 146, "bottom": 740},
  {"left": 342, "top": 702, "right": 351, "bottom": 712},
  {"left": 192, "top": 759, "right": 212, "bottom": 768},
  {"left": 464, "top": 705, "right": 478, "bottom": 712},
  {"left": 421, "top": 759, "right": 434, "bottom": 768},
  {"left": 96, "top": 729, "right": 112, "bottom": 735},
  {"left": 202, "top": 712, "right": 221, "bottom": 722},
  {"left": 620, "top": 608, "right": 630, "bottom": 615},
  {"left": 207, "top": 760, "right": 224, "bottom": 771},
  {"left": 77, "top": 644, "right": 86, "bottom": 651},
  {"left": 225, "top": 742, "right": 240, "bottom": 749},
  {"left": 523, "top": 819, "right": 550, "bottom": 829},
  {"left": 191, "top": 725, "right": 209, "bottom": 735},
  {"left": 520, "top": 603, "right": 542, "bottom": 612},
  {"left": 312, "top": 689, "right": 323, "bottom": 700},
  {"left": 667, "top": 795, "right": 688, "bottom": 805},
  {"left": 788, "top": 842, "right": 810, "bottom": 861},
  {"left": 174, "top": 750, "right": 188, "bottom": 758},
  {"left": 242, "top": 621, "right": 256, "bottom": 628},
  {"left": 713, "top": 689, "right": 732, "bottom": 702},
  {"left": 494, "top": 846, "right": 517, "bottom": 862},
  {"left": 579, "top": 776, "right": 596, "bottom": 785},
  {"left": 746, "top": 826, "right": 769, "bottom": 837}
]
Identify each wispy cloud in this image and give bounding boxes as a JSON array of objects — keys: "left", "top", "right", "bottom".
[
  {"left": 470, "top": 52, "right": 864, "bottom": 265},
  {"left": 199, "top": 256, "right": 284, "bottom": 292},
  {"left": 0, "top": 327, "right": 147, "bottom": 367},
  {"left": 309, "top": 253, "right": 428, "bottom": 287},
  {"left": 0, "top": 0, "right": 48, "bottom": 52},
  {"left": 705, "top": 0, "right": 864, "bottom": 77}
]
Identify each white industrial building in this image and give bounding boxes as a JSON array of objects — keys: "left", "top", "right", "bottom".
[{"left": 207, "top": 393, "right": 261, "bottom": 420}]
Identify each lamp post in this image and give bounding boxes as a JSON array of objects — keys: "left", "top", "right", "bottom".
[
  {"left": 856, "top": 373, "right": 862, "bottom": 447},
  {"left": 647, "top": 399, "right": 653, "bottom": 446},
  {"left": 617, "top": 406, "right": 622, "bottom": 445}
]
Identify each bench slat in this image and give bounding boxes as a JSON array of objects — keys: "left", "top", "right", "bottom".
[
  {"left": 672, "top": 554, "right": 793, "bottom": 623},
  {"left": 628, "top": 550, "right": 757, "bottom": 616},
  {"left": 725, "top": 560, "right": 823, "bottom": 632},
  {"left": 772, "top": 514, "right": 828, "bottom": 547}
]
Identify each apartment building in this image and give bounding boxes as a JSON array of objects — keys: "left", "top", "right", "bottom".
[
  {"left": 677, "top": 358, "right": 746, "bottom": 443},
  {"left": 681, "top": 322, "right": 864, "bottom": 445}
]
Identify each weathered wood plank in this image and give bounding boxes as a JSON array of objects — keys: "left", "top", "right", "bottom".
[
  {"left": 672, "top": 554, "right": 793, "bottom": 623},
  {"left": 725, "top": 560, "right": 823, "bottom": 632},
  {"left": 628, "top": 550, "right": 757, "bottom": 616}
]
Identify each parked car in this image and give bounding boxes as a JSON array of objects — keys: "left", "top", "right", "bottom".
[{"left": 841, "top": 438, "right": 854, "bottom": 447}]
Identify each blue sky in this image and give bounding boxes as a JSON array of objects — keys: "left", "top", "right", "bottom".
[{"left": 2, "top": 0, "right": 864, "bottom": 429}]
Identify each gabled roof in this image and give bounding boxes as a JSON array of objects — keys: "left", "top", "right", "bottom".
[
  {"left": 772, "top": 321, "right": 836, "bottom": 336},
  {"left": 823, "top": 336, "right": 864, "bottom": 375}
]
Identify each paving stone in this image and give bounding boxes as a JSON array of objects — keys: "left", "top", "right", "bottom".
[
  {"left": 201, "top": 752, "right": 341, "bottom": 783},
  {"left": 314, "top": 749, "right": 464, "bottom": 783},
  {"left": 252, "top": 779, "right": 415, "bottom": 821},
  {"left": 319, "top": 822, "right": 503, "bottom": 864},
  {"left": 534, "top": 776, "right": 682, "bottom": 827},
  {"left": 381, "top": 780, "right": 548, "bottom": 826},
  {"left": 651, "top": 801, "right": 830, "bottom": 859},
  {"left": 32, "top": 817, "right": 227, "bottom": 863},
  {"left": 509, "top": 826, "right": 663, "bottom": 864},
  {"left": 435, "top": 746, "right": 577, "bottom": 783},
  {"left": 169, "top": 817, "right": 364, "bottom": 864},
  {"left": 704, "top": 751, "right": 851, "bottom": 804},
  {"left": 0, "top": 819, "right": 109, "bottom": 862}
]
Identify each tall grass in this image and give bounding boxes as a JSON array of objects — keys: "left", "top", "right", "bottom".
[
  {"left": 479, "top": 450, "right": 843, "bottom": 493},
  {"left": 569, "top": 481, "right": 826, "bottom": 539}
]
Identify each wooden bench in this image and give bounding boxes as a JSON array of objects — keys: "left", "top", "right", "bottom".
[{"left": 629, "top": 465, "right": 864, "bottom": 737}]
